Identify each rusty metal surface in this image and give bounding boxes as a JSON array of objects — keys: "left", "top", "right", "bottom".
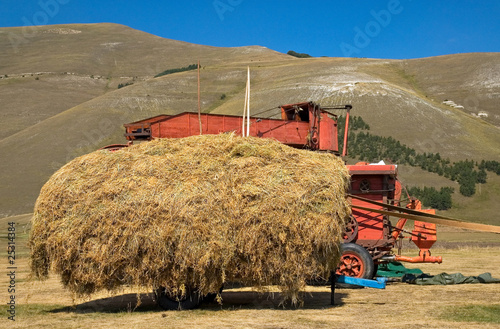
[{"left": 121, "top": 102, "right": 348, "bottom": 152}]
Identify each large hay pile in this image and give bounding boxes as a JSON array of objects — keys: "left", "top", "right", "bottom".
[{"left": 29, "top": 134, "right": 350, "bottom": 304}]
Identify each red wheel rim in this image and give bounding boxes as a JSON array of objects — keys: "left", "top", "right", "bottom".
[{"left": 336, "top": 251, "right": 365, "bottom": 277}]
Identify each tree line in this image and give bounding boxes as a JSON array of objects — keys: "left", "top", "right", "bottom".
[
  {"left": 407, "top": 186, "right": 454, "bottom": 211},
  {"left": 154, "top": 64, "right": 198, "bottom": 78},
  {"left": 287, "top": 50, "right": 312, "bottom": 58},
  {"left": 337, "top": 115, "right": 500, "bottom": 209}
]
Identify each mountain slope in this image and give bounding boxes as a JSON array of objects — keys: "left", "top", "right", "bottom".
[
  {"left": 0, "top": 23, "right": 289, "bottom": 77},
  {"left": 404, "top": 53, "right": 500, "bottom": 126},
  {"left": 0, "top": 23, "right": 499, "bottom": 221},
  {"left": 0, "top": 23, "right": 290, "bottom": 139}
]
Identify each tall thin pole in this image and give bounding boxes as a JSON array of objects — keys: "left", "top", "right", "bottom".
[
  {"left": 242, "top": 71, "right": 248, "bottom": 137},
  {"left": 246, "top": 66, "right": 250, "bottom": 137},
  {"left": 342, "top": 106, "right": 351, "bottom": 157},
  {"left": 198, "top": 60, "right": 202, "bottom": 135}
]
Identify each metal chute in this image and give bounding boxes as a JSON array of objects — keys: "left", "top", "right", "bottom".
[{"left": 349, "top": 194, "right": 500, "bottom": 234}]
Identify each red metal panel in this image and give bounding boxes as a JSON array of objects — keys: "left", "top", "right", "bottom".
[
  {"left": 160, "top": 116, "right": 183, "bottom": 137},
  {"left": 348, "top": 164, "right": 397, "bottom": 175},
  {"left": 172, "top": 113, "right": 311, "bottom": 147},
  {"left": 319, "top": 112, "right": 338, "bottom": 152},
  {"left": 350, "top": 175, "right": 385, "bottom": 191},
  {"left": 151, "top": 122, "right": 160, "bottom": 137},
  {"left": 412, "top": 220, "right": 437, "bottom": 250},
  {"left": 138, "top": 110, "right": 338, "bottom": 150},
  {"left": 254, "top": 120, "right": 308, "bottom": 146},
  {"left": 351, "top": 195, "right": 386, "bottom": 241},
  {"left": 349, "top": 169, "right": 395, "bottom": 245}
]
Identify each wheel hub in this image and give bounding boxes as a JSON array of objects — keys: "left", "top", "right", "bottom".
[{"left": 338, "top": 252, "right": 364, "bottom": 277}]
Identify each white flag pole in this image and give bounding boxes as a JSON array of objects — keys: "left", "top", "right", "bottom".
[
  {"left": 242, "top": 82, "right": 247, "bottom": 137},
  {"left": 246, "top": 66, "right": 250, "bottom": 137}
]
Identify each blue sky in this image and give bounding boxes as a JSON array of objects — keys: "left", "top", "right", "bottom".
[{"left": 1, "top": 0, "right": 499, "bottom": 59}]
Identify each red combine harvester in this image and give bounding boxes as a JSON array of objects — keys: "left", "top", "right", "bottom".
[{"left": 119, "top": 101, "right": 443, "bottom": 280}]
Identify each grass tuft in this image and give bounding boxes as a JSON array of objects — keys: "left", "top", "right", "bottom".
[{"left": 440, "top": 304, "right": 500, "bottom": 324}]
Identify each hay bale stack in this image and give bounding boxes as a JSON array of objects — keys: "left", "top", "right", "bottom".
[{"left": 29, "top": 134, "right": 350, "bottom": 304}]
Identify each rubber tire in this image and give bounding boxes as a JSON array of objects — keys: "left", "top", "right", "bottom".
[
  {"left": 204, "top": 285, "right": 224, "bottom": 303},
  {"left": 155, "top": 287, "right": 203, "bottom": 310},
  {"left": 336, "top": 243, "right": 375, "bottom": 280}
]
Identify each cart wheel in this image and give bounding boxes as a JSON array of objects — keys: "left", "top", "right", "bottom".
[
  {"left": 154, "top": 287, "right": 203, "bottom": 310},
  {"left": 204, "top": 285, "right": 224, "bottom": 303},
  {"left": 342, "top": 216, "right": 358, "bottom": 243},
  {"left": 336, "top": 243, "right": 375, "bottom": 279}
]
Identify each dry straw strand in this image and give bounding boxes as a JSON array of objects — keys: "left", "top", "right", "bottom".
[{"left": 29, "top": 134, "right": 350, "bottom": 305}]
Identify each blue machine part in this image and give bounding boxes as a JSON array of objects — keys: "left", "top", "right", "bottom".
[{"left": 336, "top": 275, "right": 387, "bottom": 289}]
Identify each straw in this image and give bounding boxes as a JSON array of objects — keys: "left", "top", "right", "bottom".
[{"left": 29, "top": 133, "right": 350, "bottom": 305}]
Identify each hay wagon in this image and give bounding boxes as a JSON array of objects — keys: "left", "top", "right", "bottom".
[
  {"left": 91, "top": 102, "right": 464, "bottom": 309},
  {"left": 93, "top": 101, "right": 499, "bottom": 310},
  {"left": 32, "top": 100, "right": 500, "bottom": 311},
  {"left": 121, "top": 102, "right": 443, "bottom": 285}
]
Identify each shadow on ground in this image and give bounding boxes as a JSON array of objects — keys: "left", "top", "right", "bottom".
[{"left": 49, "top": 289, "right": 349, "bottom": 313}]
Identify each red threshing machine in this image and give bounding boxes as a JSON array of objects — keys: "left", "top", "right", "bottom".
[{"left": 116, "top": 101, "right": 444, "bottom": 280}]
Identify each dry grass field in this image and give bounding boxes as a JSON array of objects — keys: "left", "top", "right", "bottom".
[
  {"left": 1, "top": 23, "right": 499, "bottom": 328},
  {"left": 1, "top": 24, "right": 500, "bottom": 220},
  {"left": 1, "top": 214, "right": 499, "bottom": 328}
]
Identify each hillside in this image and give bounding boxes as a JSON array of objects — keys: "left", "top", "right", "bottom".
[
  {"left": 0, "top": 23, "right": 289, "bottom": 139},
  {"left": 405, "top": 53, "right": 500, "bottom": 127},
  {"left": 0, "top": 23, "right": 499, "bottom": 222},
  {"left": 0, "top": 23, "right": 289, "bottom": 76}
]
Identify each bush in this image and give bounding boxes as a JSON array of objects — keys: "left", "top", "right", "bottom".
[
  {"left": 407, "top": 186, "right": 454, "bottom": 210},
  {"left": 118, "top": 82, "right": 134, "bottom": 89},
  {"left": 155, "top": 64, "right": 198, "bottom": 78},
  {"left": 287, "top": 50, "right": 312, "bottom": 58}
]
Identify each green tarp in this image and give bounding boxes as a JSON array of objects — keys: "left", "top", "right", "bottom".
[
  {"left": 402, "top": 272, "right": 500, "bottom": 285},
  {"left": 376, "top": 262, "right": 500, "bottom": 285},
  {"left": 376, "top": 262, "right": 423, "bottom": 278}
]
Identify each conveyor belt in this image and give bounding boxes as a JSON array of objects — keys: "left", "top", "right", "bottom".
[{"left": 348, "top": 194, "right": 500, "bottom": 234}]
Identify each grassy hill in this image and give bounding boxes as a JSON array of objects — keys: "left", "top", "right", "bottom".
[
  {"left": 0, "top": 23, "right": 290, "bottom": 139},
  {"left": 0, "top": 23, "right": 499, "bottom": 224},
  {"left": 404, "top": 53, "right": 500, "bottom": 127}
]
